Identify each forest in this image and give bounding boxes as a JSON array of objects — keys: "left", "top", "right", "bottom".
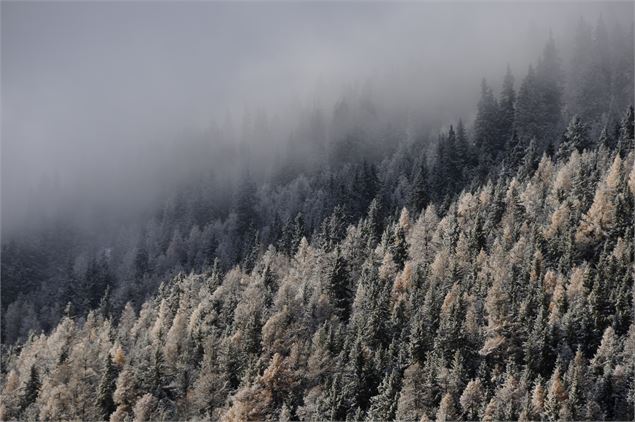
[{"left": 1, "top": 6, "right": 634, "bottom": 422}]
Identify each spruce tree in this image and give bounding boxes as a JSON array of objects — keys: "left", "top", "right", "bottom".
[
  {"left": 516, "top": 65, "right": 541, "bottom": 144},
  {"left": 97, "top": 355, "right": 119, "bottom": 420},
  {"left": 326, "top": 248, "right": 352, "bottom": 322},
  {"left": 367, "top": 370, "right": 400, "bottom": 421},
  {"left": 557, "top": 116, "right": 590, "bottom": 160},
  {"left": 20, "top": 365, "right": 40, "bottom": 413},
  {"left": 475, "top": 78, "right": 501, "bottom": 163},
  {"left": 410, "top": 151, "right": 430, "bottom": 212}
]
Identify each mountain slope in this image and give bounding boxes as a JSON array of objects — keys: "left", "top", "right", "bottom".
[{"left": 2, "top": 137, "right": 633, "bottom": 421}]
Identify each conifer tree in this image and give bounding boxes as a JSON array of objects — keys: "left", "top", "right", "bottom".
[
  {"left": 617, "top": 105, "right": 634, "bottom": 156},
  {"left": 557, "top": 116, "right": 591, "bottom": 160},
  {"left": 410, "top": 151, "right": 430, "bottom": 212},
  {"left": 544, "top": 366, "right": 567, "bottom": 421},
  {"left": 1, "top": 21, "right": 634, "bottom": 422},
  {"left": 460, "top": 378, "right": 484, "bottom": 420},
  {"left": 475, "top": 79, "right": 501, "bottom": 164},
  {"left": 516, "top": 65, "right": 541, "bottom": 144},
  {"left": 326, "top": 248, "right": 352, "bottom": 322},
  {"left": 97, "top": 354, "right": 119, "bottom": 420},
  {"left": 367, "top": 370, "right": 400, "bottom": 421},
  {"left": 396, "top": 363, "right": 426, "bottom": 421},
  {"left": 20, "top": 365, "right": 41, "bottom": 413}
]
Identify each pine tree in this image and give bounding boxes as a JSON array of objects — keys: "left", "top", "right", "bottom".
[
  {"left": 134, "top": 246, "right": 150, "bottom": 281},
  {"left": 390, "top": 209, "right": 410, "bottom": 270},
  {"left": 455, "top": 119, "right": 472, "bottom": 177},
  {"left": 544, "top": 366, "right": 567, "bottom": 421},
  {"left": 396, "top": 363, "right": 426, "bottom": 421},
  {"left": 361, "top": 198, "right": 382, "bottom": 245},
  {"left": 575, "top": 154, "right": 623, "bottom": 248},
  {"left": 341, "top": 338, "right": 373, "bottom": 413},
  {"left": 3, "top": 28, "right": 634, "bottom": 421},
  {"left": 326, "top": 248, "right": 352, "bottom": 322},
  {"left": 480, "top": 266, "right": 517, "bottom": 360},
  {"left": 564, "top": 349, "right": 589, "bottom": 420},
  {"left": 516, "top": 65, "right": 542, "bottom": 144},
  {"left": 445, "top": 125, "right": 461, "bottom": 193},
  {"left": 132, "top": 393, "right": 158, "bottom": 422},
  {"left": 436, "top": 392, "right": 458, "bottom": 422},
  {"left": 20, "top": 365, "right": 41, "bottom": 413},
  {"left": 459, "top": 378, "right": 484, "bottom": 420},
  {"left": 282, "top": 212, "right": 305, "bottom": 255},
  {"left": 233, "top": 173, "right": 257, "bottom": 239},
  {"left": 557, "top": 116, "right": 591, "bottom": 160},
  {"left": 475, "top": 79, "right": 501, "bottom": 163},
  {"left": 617, "top": 105, "right": 634, "bottom": 156},
  {"left": 97, "top": 354, "right": 119, "bottom": 420},
  {"left": 410, "top": 151, "right": 430, "bottom": 212},
  {"left": 367, "top": 370, "right": 400, "bottom": 421}
]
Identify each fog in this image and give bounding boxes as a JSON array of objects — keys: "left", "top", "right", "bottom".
[{"left": 2, "top": 1, "right": 631, "bottom": 237}]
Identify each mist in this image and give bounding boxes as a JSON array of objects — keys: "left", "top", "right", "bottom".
[{"left": 2, "top": 1, "right": 631, "bottom": 237}]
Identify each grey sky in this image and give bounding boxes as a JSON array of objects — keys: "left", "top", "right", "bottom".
[{"left": 2, "top": 1, "right": 632, "bottom": 233}]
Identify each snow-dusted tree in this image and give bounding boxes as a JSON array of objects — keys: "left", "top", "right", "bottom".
[
  {"left": 557, "top": 116, "right": 590, "bottom": 159},
  {"left": 544, "top": 366, "right": 567, "bottom": 421},
  {"left": 325, "top": 247, "right": 352, "bottom": 322},
  {"left": 132, "top": 393, "right": 158, "bottom": 422},
  {"left": 459, "top": 378, "right": 484, "bottom": 420},
  {"left": 97, "top": 353, "right": 119, "bottom": 420},
  {"left": 576, "top": 154, "right": 623, "bottom": 246},
  {"left": 436, "top": 392, "right": 458, "bottom": 422},
  {"left": 395, "top": 363, "right": 426, "bottom": 421}
]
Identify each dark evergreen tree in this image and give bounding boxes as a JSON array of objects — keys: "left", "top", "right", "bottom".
[
  {"left": 97, "top": 355, "right": 119, "bottom": 420},
  {"left": 409, "top": 151, "right": 430, "bottom": 212},
  {"left": 20, "top": 365, "right": 41, "bottom": 413},
  {"left": 326, "top": 248, "right": 352, "bottom": 322},
  {"left": 134, "top": 246, "right": 150, "bottom": 280},
  {"left": 367, "top": 369, "right": 401, "bottom": 421},
  {"left": 516, "top": 65, "right": 542, "bottom": 143},
  {"left": 474, "top": 79, "right": 501, "bottom": 163},
  {"left": 390, "top": 224, "right": 409, "bottom": 270},
  {"left": 617, "top": 105, "right": 634, "bottom": 156},
  {"left": 233, "top": 173, "right": 257, "bottom": 239},
  {"left": 557, "top": 116, "right": 590, "bottom": 160},
  {"left": 455, "top": 119, "right": 472, "bottom": 174},
  {"left": 2, "top": 22, "right": 634, "bottom": 421}
]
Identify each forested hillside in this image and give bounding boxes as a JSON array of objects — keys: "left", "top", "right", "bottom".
[
  {"left": 2, "top": 110, "right": 634, "bottom": 421},
  {"left": 2, "top": 17, "right": 633, "bottom": 346},
  {"left": 1, "top": 12, "right": 634, "bottom": 422}
]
